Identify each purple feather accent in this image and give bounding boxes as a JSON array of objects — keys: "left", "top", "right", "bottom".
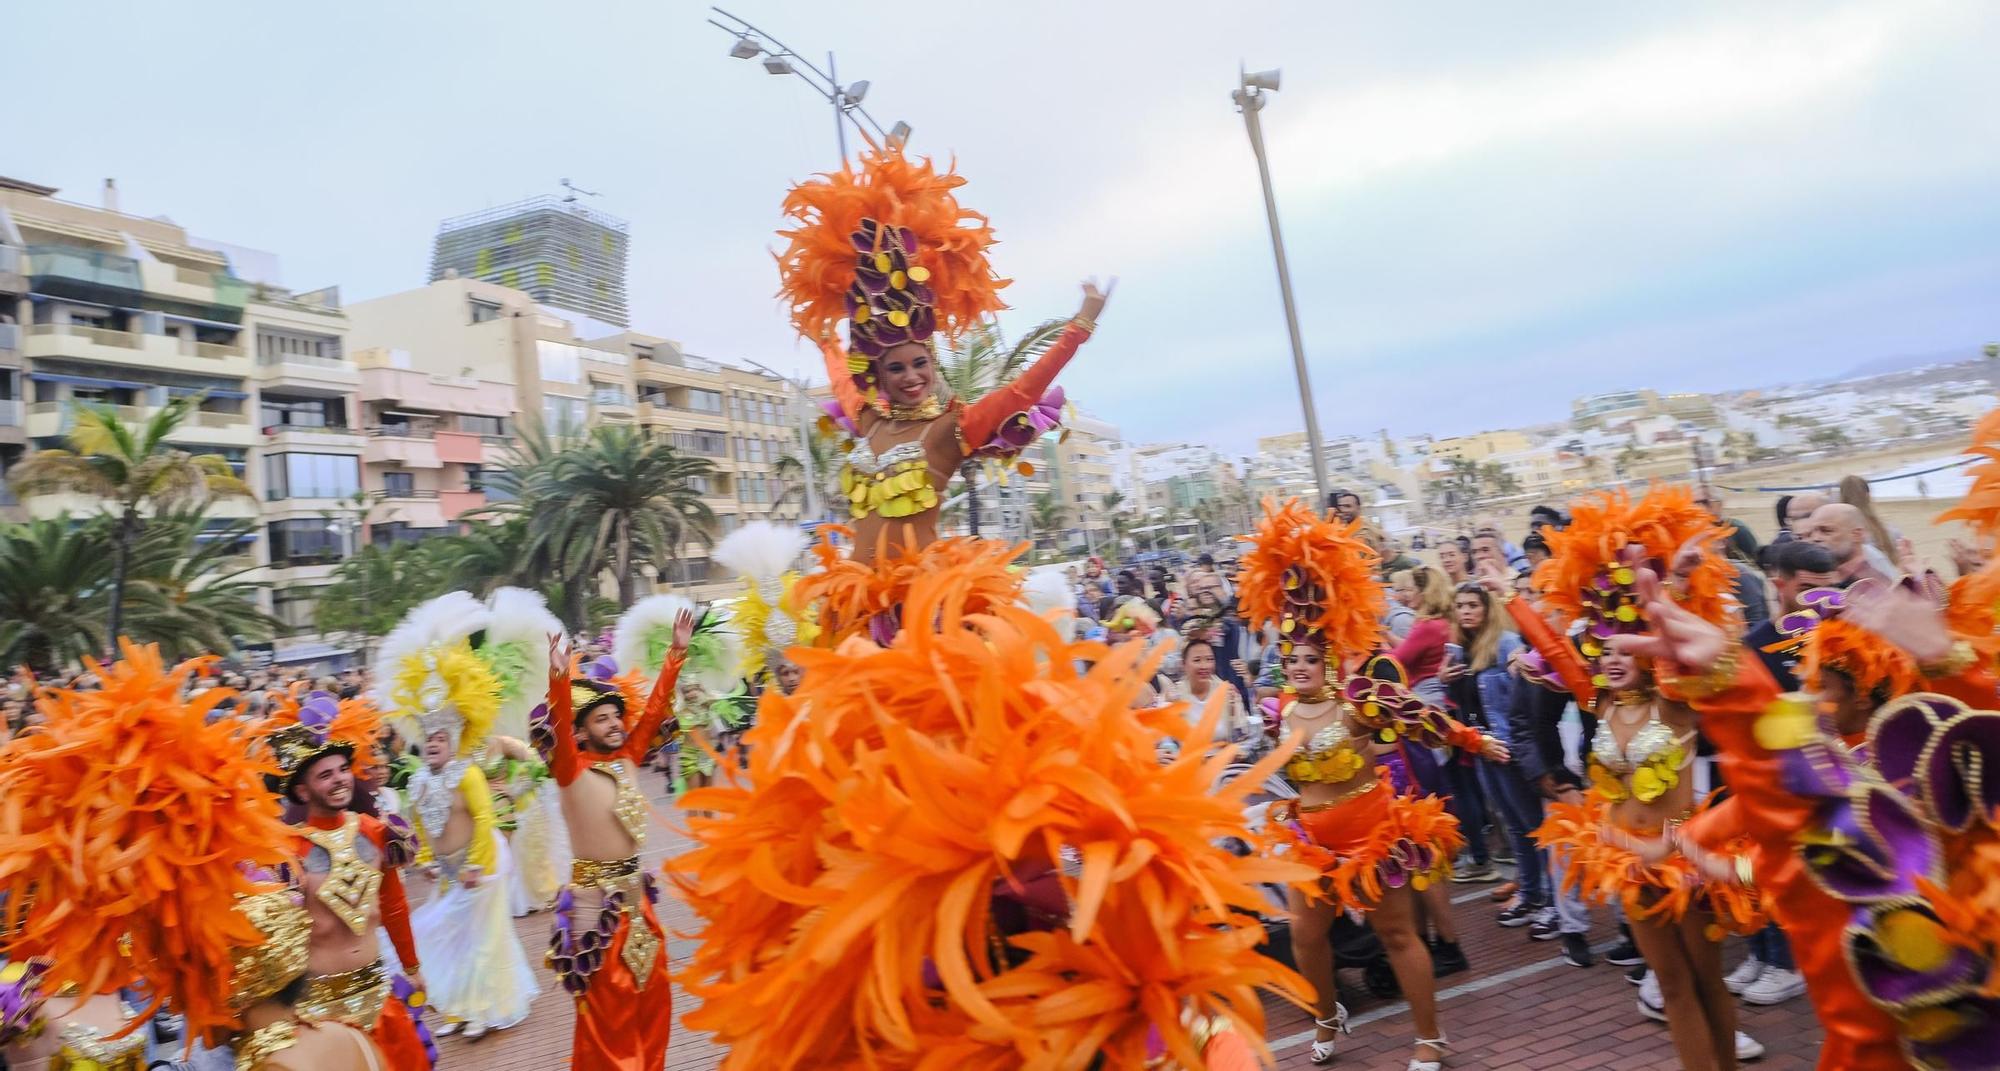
[
  {"left": 1847, "top": 904, "right": 1987, "bottom": 1009},
  {"left": 820, "top": 400, "right": 861, "bottom": 438},
  {"left": 587, "top": 655, "right": 619, "bottom": 682},
  {"left": 381, "top": 813, "right": 418, "bottom": 868},
  {"left": 300, "top": 691, "right": 340, "bottom": 730},
  {"left": 1805, "top": 786, "right": 1935, "bottom": 902},
  {"left": 895, "top": 226, "right": 916, "bottom": 254},
  {"left": 528, "top": 702, "right": 555, "bottom": 761},
  {"left": 391, "top": 973, "right": 438, "bottom": 1067},
  {"left": 1873, "top": 695, "right": 1958, "bottom": 786},
  {"left": 967, "top": 387, "right": 1067, "bottom": 460},
  {"left": 0, "top": 957, "right": 51, "bottom": 1047},
  {"left": 643, "top": 871, "right": 661, "bottom": 906},
  {"left": 868, "top": 611, "right": 900, "bottom": 647},
  {"left": 1920, "top": 710, "right": 2000, "bottom": 832},
  {"left": 1907, "top": 994, "right": 2000, "bottom": 1068}
]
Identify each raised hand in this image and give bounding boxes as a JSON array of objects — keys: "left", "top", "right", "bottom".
[
  {"left": 672, "top": 609, "right": 696, "bottom": 656},
  {"left": 1078, "top": 276, "right": 1116, "bottom": 324},
  {"left": 1606, "top": 567, "right": 1731, "bottom": 671},
  {"left": 548, "top": 633, "right": 570, "bottom": 678},
  {"left": 1842, "top": 580, "right": 1953, "bottom": 664}
]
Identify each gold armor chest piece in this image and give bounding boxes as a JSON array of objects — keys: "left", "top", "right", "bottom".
[
  {"left": 590, "top": 759, "right": 649, "bottom": 847},
  {"left": 300, "top": 813, "right": 382, "bottom": 936}
]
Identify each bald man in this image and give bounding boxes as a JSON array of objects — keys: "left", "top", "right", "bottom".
[
  {"left": 1782, "top": 492, "right": 1828, "bottom": 536},
  {"left": 1800, "top": 503, "right": 1894, "bottom": 582}
]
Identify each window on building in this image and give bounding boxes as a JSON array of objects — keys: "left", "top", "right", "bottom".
[
  {"left": 542, "top": 396, "right": 587, "bottom": 433},
  {"left": 688, "top": 388, "right": 723, "bottom": 413},
  {"left": 456, "top": 414, "right": 505, "bottom": 436},
  {"left": 469, "top": 300, "right": 502, "bottom": 324},
  {"left": 272, "top": 587, "right": 321, "bottom": 633},
  {"left": 263, "top": 453, "right": 360, "bottom": 500},
  {"left": 259, "top": 394, "right": 346, "bottom": 430},
  {"left": 463, "top": 464, "right": 486, "bottom": 493},
  {"left": 266, "top": 519, "right": 345, "bottom": 567},
  {"left": 382, "top": 471, "right": 415, "bottom": 497},
  {"left": 536, "top": 340, "right": 582, "bottom": 385},
  {"left": 255, "top": 329, "right": 342, "bottom": 365},
  {"left": 688, "top": 475, "right": 710, "bottom": 494}
]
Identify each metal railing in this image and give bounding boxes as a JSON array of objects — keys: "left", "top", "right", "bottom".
[
  {"left": 372, "top": 488, "right": 440, "bottom": 500},
  {"left": 191, "top": 339, "right": 242, "bottom": 359},
  {"left": 367, "top": 425, "right": 437, "bottom": 439},
  {"left": 30, "top": 323, "right": 142, "bottom": 349},
  {"left": 591, "top": 390, "right": 634, "bottom": 407},
  {"left": 257, "top": 350, "right": 349, "bottom": 370},
  {"left": 194, "top": 410, "right": 246, "bottom": 428}
]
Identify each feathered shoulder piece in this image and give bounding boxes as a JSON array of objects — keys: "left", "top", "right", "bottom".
[
  {"left": 1534, "top": 485, "right": 1736, "bottom": 637},
  {"left": 776, "top": 145, "right": 1009, "bottom": 394},
  {"left": 1235, "top": 498, "right": 1384, "bottom": 660},
  {"left": 714, "top": 521, "right": 817, "bottom": 678},
  {"left": 481, "top": 586, "right": 564, "bottom": 741},
  {"left": 0, "top": 642, "right": 295, "bottom": 1042},
  {"left": 614, "top": 594, "right": 741, "bottom": 694},
  {"left": 375, "top": 592, "right": 500, "bottom": 758},
  {"left": 792, "top": 527, "right": 1026, "bottom": 646},
  {"left": 672, "top": 555, "right": 1312, "bottom": 1068},
  {"left": 1938, "top": 405, "right": 2000, "bottom": 542}
]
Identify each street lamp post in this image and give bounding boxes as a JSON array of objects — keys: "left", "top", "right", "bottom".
[
  {"left": 709, "top": 8, "right": 911, "bottom": 161},
  {"left": 1233, "top": 67, "right": 1331, "bottom": 510}
]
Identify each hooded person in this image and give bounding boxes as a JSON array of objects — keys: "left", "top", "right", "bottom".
[{"left": 376, "top": 592, "right": 540, "bottom": 1040}]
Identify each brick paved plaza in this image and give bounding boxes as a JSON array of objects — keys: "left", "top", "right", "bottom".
[{"left": 431, "top": 766, "right": 1825, "bottom": 1070}]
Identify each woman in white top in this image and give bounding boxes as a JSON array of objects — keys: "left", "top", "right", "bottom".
[{"left": 1178, "top": 637, "right": 1254, "bottom": 745}]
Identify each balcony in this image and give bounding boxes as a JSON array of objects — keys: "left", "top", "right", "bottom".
[
  {"left": 23, "top": 323, "right": 250, "bottom": 376},
  {"left": 261, "top": 424, "right": 363, "bottom": 450},
  {"left": 372, "top": 488, "right": 440, "bottom": 501},
  {"left": 363, "top": 430, "right": 441, "bottom": 468},
  {"left": 139, "top": 261, "right": 250, "bottom": 322},
  {"left": 24, "top": 245, "right": 143, "bottom": 307},
  {"left": 254, "top": 348, "right": 359, "bottom": 390},
  {"left": 0, "top": 245, "right": 23, "bottom": 294},
  {"left": 26, "top": 401, "right": 252, "bottom": 445},
  {"left": 0, "top": 322, "right": 18, "bottom": 364}
]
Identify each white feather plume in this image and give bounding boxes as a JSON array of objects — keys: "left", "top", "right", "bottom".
[
  {"left": 713, "top": 521, "right": 808, "bottom": 582},
  {"left": 1021, "top": 568, "right": 1076, "bottom": 642},
  {"left": 614, "top": 594, "right": 696, "bottom": 679},
  {"left": 372, "top": 590, "right": 489, "bottom": 713},
  {"left": 483, "top": 586, "right": 564, "bottom": 739}
]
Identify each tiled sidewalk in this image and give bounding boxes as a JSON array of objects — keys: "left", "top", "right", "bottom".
[{"left": 433, "top": 770, "right": 1825, "bottom": 1070}]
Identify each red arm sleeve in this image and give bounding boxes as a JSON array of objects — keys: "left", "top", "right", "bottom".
[
  {"left": 822, "top": 337, "right": 868, "bottom": 426},
  {"left": 623, "top": 653, "right": 685, "bottom": 765},
  {"left": 363, "top": 819, "right": 421, "bottom": 971},
  {"left": 1388, "top": 618, "right": 1441, "bottom": 675},
  {"left": 959, "top": 322, "right": 1090, "bottom": 449},
  {"left": 1503, "top": 597, "right": 1598, "bottom": 709},
  {"left": 1923, "top": 664, "right": 1999, "bottom": 709},
  {"left": 1660, "top": 657, "right": 1795, "bottom": 865},
  {"left": 547, "top": 663, "right": 580, "bottom": 787}
]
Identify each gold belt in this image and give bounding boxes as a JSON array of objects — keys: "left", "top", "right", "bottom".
[
  {"left": 571, "top": 855, "right": 642, "bottom": 894},
  {"left": 1293, "top": 776, "right": 1380, "bottom": 813},
  {"left": 299, "top": 959, "right": 389, "bottom": 1029}
]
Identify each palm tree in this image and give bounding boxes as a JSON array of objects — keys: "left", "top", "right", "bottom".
[
  {"left": 117, "top": 511, "right": 280, "bottom": 661},
  {"left": 772, "top": 427, "right": 844, "bottom": 521},
  {"left": 8, "top": 396, "right": 250, "bottom": 651},
  {"left": 935, "top": 318, "right": 1069, "bottom": 537},
  {"left": 314, "top": 542, "right": 449, "bottom": 645},
  {"left": 1029, "top": 490, "right": 1066, "bottom": 551},
  {"left": 1101, "top": 490, "right": 1133, "bottom": 556},
  {"left": 537, "top": 424, "right": 718, "bottom": 606},
  {"left": 0, "top": 519, "right": 113, "bottom": 675}
]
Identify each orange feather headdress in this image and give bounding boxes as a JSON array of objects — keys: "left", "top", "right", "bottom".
[
  {"left": 1533, "top": 486, "right": 1736, "bottom": 670},
  {"left": 775, "top": 145, "right": 1009, "bottom": 404},
  {"left": 0, "top": 642, "right": 297, "bottom": 1043},
  {"left": 671, "top": 560, "right": 1314, "bottom": 1070},
  {"left": 261, "top": 684, "right": 387, "bottom": 797},
  {"left": 1937, "top": 405, "right": 2000, "bottom": 543},
  {"left": 1235, "top": 498, "right": 1385, "bottom": 660},
  {"left": 1800, "top": 616, "right": 1920, "bottom": 703}
]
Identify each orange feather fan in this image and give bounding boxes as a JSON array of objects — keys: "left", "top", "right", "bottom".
[
  {"left": 1937, "top": 406, "right": 2000, "bottom": 543},
  {"left": 671, "top": 561, "right": 1316, "bottom": 1070},
  {"left": 776, "top": 145, "right": 1008, "bottom": 344},
  {"left": 0, "top": 641, "right": 296, "bottom": 1043},
  {"left": 1234, "top": 498, "right": 1384, "bottom": 660},
  {"left": 792, "top": 526, "right": 1029, "bottom": 647},
  {"left": 1533, "top": 485, "right": 1736, "bottom": 629},
  {"left": 1535, "top": 793, "right": 1764, "bottom": 937},
  {"left": 1801, "top": 617, "right": 1920, "bottom": 701}
]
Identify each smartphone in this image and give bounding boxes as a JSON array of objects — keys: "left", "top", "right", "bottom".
[{"left": 1443, "top": 642, "right": 1464, "bottom": 666}]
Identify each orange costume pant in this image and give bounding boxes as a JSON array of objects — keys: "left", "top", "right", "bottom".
[
  {"left": 570, "top": 899, "right": 673, "bottom": 1071},
  {"left": 372, "top": 998, "right": 433, "bottom": 1071}
]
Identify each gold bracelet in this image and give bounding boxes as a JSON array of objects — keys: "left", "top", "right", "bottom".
[
  {"left": 1071, "top": 314, "right": 1097, "bottom": 334},
  {"left": 1917, "top": 639, "right": 1977, "bottom": 680},
  {"left": 1664, "top": 646, "right": 1740, "bottom": 700}
]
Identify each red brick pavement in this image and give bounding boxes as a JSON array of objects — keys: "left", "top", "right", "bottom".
[{"left": 432, "top": 770, "right": 1825, "bottom": 1070}]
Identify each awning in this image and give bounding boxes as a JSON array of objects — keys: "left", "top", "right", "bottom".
[
  {"left": 166, "top": 385, "right": 249, "bottom": 400},
  {"left": 269, "top": 642, "right": 357, "bottom": 664},
  {"left": 29, "top": 371, "right": 147, "bottom": 390}
]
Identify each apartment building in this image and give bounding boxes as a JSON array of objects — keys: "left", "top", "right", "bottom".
[
  {"left": 349, "top": 346, "right": 518, "bottom": 545},
  {"left": 1047, "top": 413, "right": 1122, "bottom": 552},
  {"left": 0, "top": 178, "right": 259, "bottom": 534}
]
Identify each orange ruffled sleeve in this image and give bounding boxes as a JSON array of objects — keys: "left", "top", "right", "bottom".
[{"left": 958, "top": 321, "right": 1090, "bottom": 450}]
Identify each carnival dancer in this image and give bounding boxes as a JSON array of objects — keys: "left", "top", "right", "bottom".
[
  {"left": 1500, "top": 486, "right": 1763, "bottom": 1071},
  {"left": 711, "top": 520, "right": 816, "bottom": 696},
  {"left": 672, "top": 554, "right": 1309, "bottom": 1069},
  {"left": 264, "top": 687, "right": 435, "bottom": 1070},
  {"left": 0, "top": 643, "right": 387, "bottom": 1070},
  {"left": 1235, "top": 500, "right": 1507, "bottom": 1070},
  {"left": 777, "top": 142, "right": 1110, "bottom": 566},
  {"left": 376, "top": 593, "right": 541, "bottom": 1040},
  {"left": 535, "top": 605, "right": 693, "bottom": 1071},
  {"left": 614, "top": 594, "right": 743, "bottom": 796}
]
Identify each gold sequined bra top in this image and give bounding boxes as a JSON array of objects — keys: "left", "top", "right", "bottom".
[
  {"left": 1283, "top": 705, "right": 1369, "bottom": 784},
  {"left": 1588, "top": 704, "right": 1697, "bottom": 804},
  {"left": 840, "top": 439, "right": 937, "bottom": 519},
  {"left": 54, "top": 1018, "right": 148, "bottom": 1071}
]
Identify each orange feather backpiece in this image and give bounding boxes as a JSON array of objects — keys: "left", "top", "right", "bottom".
[
  {"left": 1937, "top": 405, "right": 2000, "bottom": 543},
  {"left": 776, "top": 145, "right": 1008, "bottom": 345},
  {"left": 1235, "top": 498, "right": 1384, "bottom": 660},
  {"left": 792, "top": 527, "right": 1029, "bottom": 647},
  {"left": 0, "top": 641, "right": 296, "bottom": 1043},
  {"left": 671, "top": 562, "right": 1316, "bottom": 1070},
  {"left": 1801, "top": 617, "right": 1921, "bottom": 700},
  {"left": 1533, "top": 485, "right": 1736, "bottom": 629}
]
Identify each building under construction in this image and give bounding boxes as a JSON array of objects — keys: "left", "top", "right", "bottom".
[{"left": 428, "top": 194, "right": 630, "bottom": 326}]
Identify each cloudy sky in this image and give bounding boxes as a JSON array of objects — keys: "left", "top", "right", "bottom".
[{"left": 11, "top": 1, "right": 2000, "bottom": 452}]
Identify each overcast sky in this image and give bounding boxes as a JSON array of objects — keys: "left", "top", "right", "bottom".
[{"left": 11, "top": 1, "right": 2000, "bottom": 453}]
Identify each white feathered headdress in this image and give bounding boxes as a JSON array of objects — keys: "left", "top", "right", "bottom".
[
  {"left": 373, "top": 591, "right": 501, "bottom": 758},
  {"left": 614, "top": 594, "right": 741, "bottom": 696},
  {"left": 712, "top": 522, "right": 815, "bottom": 680},
  {"left": 1020, "top": 568, "right": 1077, "bottom": 643},
  {"left": 480, "top": 586, "right": 565, "bottom": 741}
]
